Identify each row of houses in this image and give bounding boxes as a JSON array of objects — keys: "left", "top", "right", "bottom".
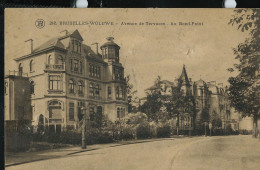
[{"left": 141, "top": 65, "right": 240, "bottom": 131}]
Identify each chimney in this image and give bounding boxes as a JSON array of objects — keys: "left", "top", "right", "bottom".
[
  {"left": 91, "top": 42, "right": 99, "bottom": 54},
  {"left": 24, "top": 39, "right": 33, "bottom": 54},
  {"left": 60, "top": 30, "right": 69, "bottom": 36}
]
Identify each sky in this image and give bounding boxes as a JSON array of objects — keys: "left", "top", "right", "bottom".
[{"left": 5, "top": 9, "right": 249, "bottom": 98}]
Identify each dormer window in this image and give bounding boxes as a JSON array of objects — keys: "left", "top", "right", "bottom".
[{"left": 71, "top": 39, "right": 81, "bottom": 53}]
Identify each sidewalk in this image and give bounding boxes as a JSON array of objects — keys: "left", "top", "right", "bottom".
[{"left": 5, "top": 138, "right": 176, "bottom": 167}]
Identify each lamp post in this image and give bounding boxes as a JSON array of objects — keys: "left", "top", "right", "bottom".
[
  {"left": 209, "top": 122, "right": 212, "bottom": 137},
  {"left": 81, "top": 106, "right": 87, "bottom": 149}
]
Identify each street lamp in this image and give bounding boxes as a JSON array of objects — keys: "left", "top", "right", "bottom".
[{"left": 81, "top": 106, "right": 87, "bottom": 149}]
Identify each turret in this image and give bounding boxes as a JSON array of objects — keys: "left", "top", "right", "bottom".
[{"left": 100, "top": 37, "right": 120, "bottom": 63}]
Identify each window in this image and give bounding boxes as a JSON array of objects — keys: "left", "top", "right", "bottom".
[
  {"left": 117, "top": 107, "right": 126, "bottom": 119},
  {"left": 72, "top": 40, "right": 74, "bottom": 51},
  {"left": 18, "top": 63, "right": 23, "bottom": 76},
  {"left": 89, "top": 63, "right": 101, "bottom": 78},
  {"left": 116, "top": 87, "right": 120, "bottom": 98},
  {"left": 70, "top": 59, "right": 82, "bottom": 74},
  {"left": 69, "top": 79, "right": 75, "bottom": 93},
  {"left": 49, "top": 100, "right": 62, "bottom": 119},
  {"left": 69, "top": 102, "right": 74, "bottom": 121},
  {"left": 78, "top": 101, "right": 85, "bottom": 121},
  {"left": 119, "top": 86, "right": 123, "bottom": 98},
  {"left": 48, "top": 55, "right": 52, "bottom": 64},
  {"left": 75, "top": 40, "right": 78, "bottom": 52},
  {"left": 70, "top": 59, "right": 73, "bottom": 71},
  {"left": 113, "top": 67, "right": 124, "bottom": 81},
  {"left": 116, "top": 50, "right": 119, "bottom": 61},
  {"left": 57, "top": 55, "right": 63, "bottom": 65},
  {"left": 30, "top": 60, "right": 34, "bottom": 72},
  {"left": 89, "top": 83, "right": 94, "bottom": 96},
  {"left": 108, "top": 87, "right": 111, "bottom": 98},
  {"left": 95, "top": 84, "right": 100, "bottom": 96},
  {"left": 97, "top": 67, "right": 100, "bottom": 78},
  {"left": 79, "top": 61, "right": 83, "bottom": 73},
  {"left": 74, "top": 60, "right": 79, "bottom": 72},
  {"left": 90, "top": 107, "right": 95, "bottom": 121},
  {"left": 78, "top": 81, "right": 84, "bottom": 95},
  {"left": 72, "top": 40, "right": 81, "bottom": 53},
  {"left": 49, "top": 75, "right": 62, "bottom": 91},
  {"left": 30, "top": 81, "right": 35, "bottom": 94},
  {"left": 117, "top": 108, "right": 120, "bottom": 118}
]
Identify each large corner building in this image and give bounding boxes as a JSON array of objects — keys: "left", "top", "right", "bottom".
[{"left": 12, "top": 30, "right": 128, "bottom": 133}]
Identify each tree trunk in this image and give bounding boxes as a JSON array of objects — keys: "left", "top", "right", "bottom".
[
  {"left": 176, "top": 114, "right": 179, "bottom": 136},
  {"left": 253, "top": 115, "right": 258, "bottom": 138},
  {"left": 204, "top": 122, "right": 207, "bottom": 136}
]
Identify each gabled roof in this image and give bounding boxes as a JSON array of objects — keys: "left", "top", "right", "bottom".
[{"left": 70, "top": 29, "right": 84, "bottom": 41}]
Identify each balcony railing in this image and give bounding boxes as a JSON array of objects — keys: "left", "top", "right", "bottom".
[{"left": 45, "top": 64, "right": 65, "bottom": 71}]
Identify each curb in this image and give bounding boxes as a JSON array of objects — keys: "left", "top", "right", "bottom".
[{"left": 5, "top": 138, "right": 175, "bottom": 167}]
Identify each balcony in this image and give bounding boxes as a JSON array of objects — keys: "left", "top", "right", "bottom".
[{"left": 45, "top": 64, "right": 65, "bottom": 72}]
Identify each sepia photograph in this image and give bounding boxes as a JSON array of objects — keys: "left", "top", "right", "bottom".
[{"left": 4, "top": 8, "right": 260, "bottom": 169}]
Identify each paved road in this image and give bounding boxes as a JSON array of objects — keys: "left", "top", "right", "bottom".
[{"left": 6, "top": 136, "right": 260, "bottom": 170}]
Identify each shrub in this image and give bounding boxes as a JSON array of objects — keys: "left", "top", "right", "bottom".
[
  {"left": 239, "top": 129, "right": 253, "bottom": 135},
  {"left": 60, "top": 131, "right": 81, "bottom": 145},
  {"left": 136, "top": 122, "right": 150, "bottom": 139},
  {"left": 157, "top": 124, "right": 171, "bottom": 138}
]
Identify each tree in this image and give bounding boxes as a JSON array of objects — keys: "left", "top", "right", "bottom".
[
  {"left": 140, "top": 91, "right": 162, "bottom": 122},
  {"left": 201, "top": 107, "right": 210, "bottom": 136},
  {"left": 126, "top": 74, "right": 138, "bottom": 113},
  {"left": 228, "top": 9, "right": 260, "bottom": 138},
  {"left": 140, "top": 76, "right": 163, "bottom": 122}
]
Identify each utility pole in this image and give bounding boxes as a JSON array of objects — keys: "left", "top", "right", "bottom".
[
  {"left": 24, "top": 39, "right": 33, "bottom": 54},
  {"left": 81, "top": 107, "right": 87, "bottom": 149}
]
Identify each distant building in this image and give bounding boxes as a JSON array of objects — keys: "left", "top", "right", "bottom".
[
  {"left": 4, "top": 73, "right": 32, "bottom": 122},
  {"left": 142, "top": 65, "right": 239, "bottom": 131},
  {"left": 9, "top": 30, "right": 128, "bottom": 133}
]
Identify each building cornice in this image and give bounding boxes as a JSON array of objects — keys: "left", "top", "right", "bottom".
[{"left": 14, "top": 46, "right": 67, "bottom": 61}]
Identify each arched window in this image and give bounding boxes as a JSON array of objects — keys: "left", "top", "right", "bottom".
[
  {"left": 30, "top": 81, "right": 35, "bottom": 94},
  {"left": 30, "top": 60, "right": 34, "bottom": 72},
  {"left": 57, "top": 55, "right": 63, "bottom": 65},
  {"left": 69, "top": 79, "right": 75, "bottom": 93},
  {"left": 48, "top": 55, "right": 52, "bottom": 64},
  {"left": 18, "top": 63, "right": 23, "bottom": 76},
  {"left": 48, "top": 100, "right": 62, "bottom": 119},
  {"left": 78, "top": 81, "right": 84, "bottom": 95}
]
